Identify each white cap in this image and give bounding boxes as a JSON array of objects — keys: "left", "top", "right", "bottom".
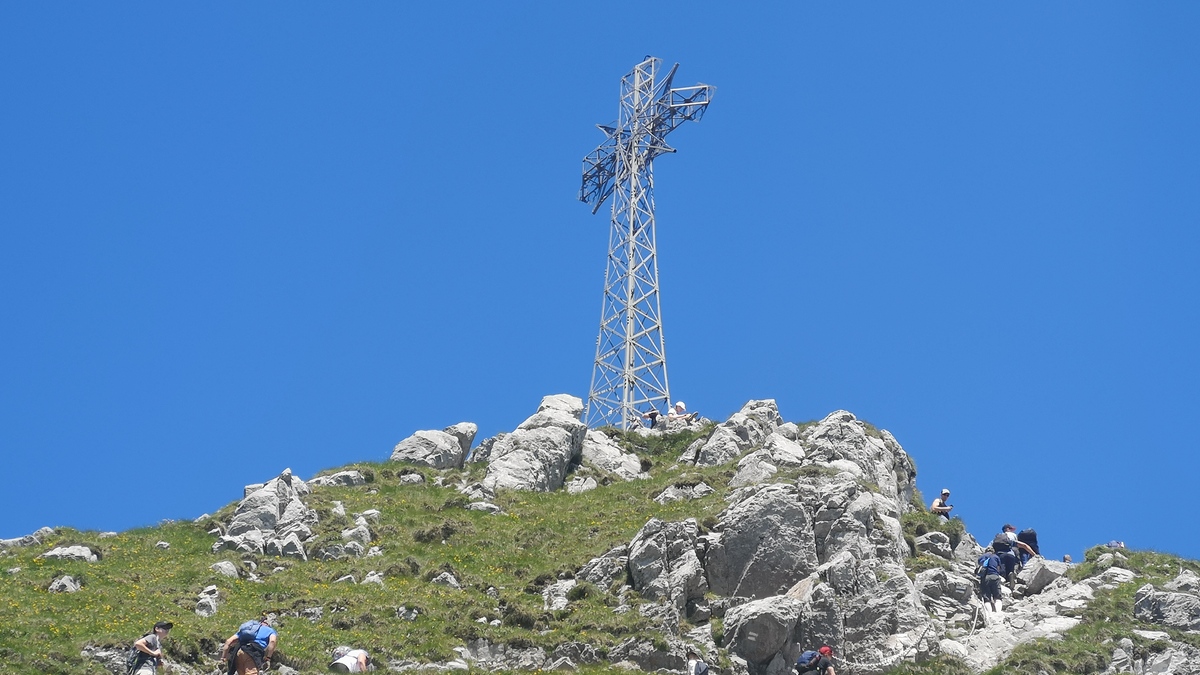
[
  {"left": 673, "top": 401, "right": 686, "bottom": 411},
  {"left": 941, "top": 488, "right": 950, "bottom": 495}
]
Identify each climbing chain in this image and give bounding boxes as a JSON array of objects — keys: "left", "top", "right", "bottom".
[{"left": 830, "top": 622, "right": 937, "bottom": 671}]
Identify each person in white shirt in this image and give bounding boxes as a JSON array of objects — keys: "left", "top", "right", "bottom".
[{"left": 329, "top": 646, "right": 370, "bottom": 673}]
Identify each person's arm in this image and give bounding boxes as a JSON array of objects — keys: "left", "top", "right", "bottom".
[
  {"left": 134, "top": 636, "right": 162, "bottom": 661},
  {"left": 358, "top": 653, "right": 368, "bottom": 671},
  {"left": 1016, "top": 541, "right": 1036, "bottom": 556},
  {"left": 264, "top": 633, "right": 277, "bottom": 665},
  {"left": 219, "top": 635, "right": 238, "bottom": 661}
]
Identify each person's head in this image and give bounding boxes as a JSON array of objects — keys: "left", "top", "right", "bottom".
[
  {"left": 819, "top": 645, "right": 832, "bottom": 657},
  {"left": 940, "top": 488, "right": 950, "bottom": 498},
  {"left": 153, "top": 621, "right": 173, "bottom": 636},
  {"left": 674, "top": 401, "right": 686, "bottom": 412},
  {"left": 1003, "top": 523, "right": 1015, "bottom": 533},
  {"left": 687, "top": 649, "right": 698, "bottom": 659}
]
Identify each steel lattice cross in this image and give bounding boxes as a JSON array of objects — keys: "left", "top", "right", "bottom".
[{"left": 579, "top": 56, "right": 714, "bottom": 429}]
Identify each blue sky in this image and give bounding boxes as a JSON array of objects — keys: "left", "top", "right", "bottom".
[{"left": 2, "top": 4, "right": 1198, "bottom": 563}]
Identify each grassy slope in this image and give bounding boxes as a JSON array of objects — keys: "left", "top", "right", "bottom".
[
  {"left": 0, "top": 427, "right": 732, "bottom": 675},
  {"left": 3, "top": 425, "right": 1195, "bottom": 675}
]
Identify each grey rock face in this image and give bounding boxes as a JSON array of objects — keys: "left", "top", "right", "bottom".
[
  {"left": 39, "top": 546, "right": 97, "bottom": 563},
  {"left": 628, "top": 518, "right": 708, "bottom": 616},
  {"left": 1016, "top": 558, "right": 1070, "bottom": 595},
  {"left": 443, "top": 422, "right": 478, "bottom": 456},
  {"left": 432, "top": 572, "right": 461, "bottom": 589},
  {"left": 682, "top": 399, "right": 782, "bottom": 467},
  {"left": 706, "top": 484, "right": 818, "bottom": 599},
  {"left": 390, "top": 430, "right": 466, "bottom": 469},
  {"left": 195, "top": 586, "right": 220, "bottom": 617},
  {"left": 1134, "top": 583, "right": 1200, "bottom": 631},
  {"left": 578, "top": 545, "right": 629, "bottom": 586},
  {"left": 224, "top": 468, "right": 317, "bottom": 564},
  {"left": 723, "top": 596, "right": 802, "bottom": 665},
  {"left": 543, "top": 579, "right": 577, "bottom": 611},
  {"left": 581, "top": 430, "right": 645, "bottom": 480},
  {"left": 566, "top": 476, "right": 598, "bottom": 494},
  {"left": 914, "top": 532, "right": 952, "bottom": 560},
  {"left": 484, "top": 426, "right": 579, "bottom": 493},
  {"left": 795, "top": 411, "right": 916, "bottom": 507}
]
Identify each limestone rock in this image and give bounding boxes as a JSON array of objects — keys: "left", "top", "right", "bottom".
[
  {"left": 211, "top": 561, "right": 239, "bottom": 578},
  {"left": 432, "top": 572, "right": 461, "bottom": 589},
  {"left": 48, "top": 575, "right": 82, "bottom": 593},
  {"left": 391, "top": 430, "right": 466, "bottom": 469},
  {"left": 307, "top": 470, "right": 367, "bottom": 488},
  {"left": 195, "top": 586, "right": 220, "bottom": 617},
  {"left": 796, "top": 410, "right": 917, "bottom": 505},
  {"left": 566, "top": 476, "right": 598, "bottom": 494},
  {"left": 577, "top": 545, "right": 629, "bottom": 586},
  {"left": 362, "top": 570, "right": 385, "bottom": 587},
  {"left": 543, "top": 579, "right": 577, "bottom": 611},
  {"left": 1016, "top": 558, "right": 1069, "bottom": 596},
  {"left": 581, "top": 430, "right": 645, "bottom": 480},
  {"left": 484, "top": 426, "right": 579, "bottom": 492},
  {"left": 0, "top": 526, "right": 55, "bottom": 549},
  {"left": 1134, "top": 583, "right": 1200, "bottom": 631},
  {"left": 706, "top": 484, "right": 818, "bottom": 599},
  {"left": 628, "top": 518, "right": 708, "bottom": 615},
  {"left": 39, "top": 546, "right": 97, "bottom": 563},
  {"left": 914, "top": 532, "right": 952, "bottom": 560},
  {"left": 443, "top": 422, "right": 478, "bottom": 456},
  {"left": 723, "top": 595, "right": 802, "bottom": 665}
]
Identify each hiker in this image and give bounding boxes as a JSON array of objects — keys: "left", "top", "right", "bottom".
[
  {"left": 641, "top": 409, "right": 663, "bottom": 429},
  {"left": 1016, "top": 528, "right": 1040, "bottom": 565},
  {"left": 796, "top": 645, "right": 836, "bottom": 675},
  {"left": 977, "top": 550, "right": 1004, "bottom": 612},
  {"left": 221, "top": 617, "right": 277, "bottom": 675},
  {"left": 329, "top": 646, "right": 370, "bottom": 673},
  {"left": 128, "top": 621, "right": 172, "bottom": 674},
  {"left": 930, "top": 489, "right": 953, "bottom": 519},
  {"left": 991, "top": 524, "right": 1036, "bottom": 582},
  {"left": 668, "top": 401, "right": 698, "bottom": 423},
  {"left": 685, "top": 648, "right": 709, "bottom": 675}
]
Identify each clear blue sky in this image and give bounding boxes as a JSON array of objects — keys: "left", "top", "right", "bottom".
[{"left": 3, "top": 4, "right": 1198, "bottom": 563}]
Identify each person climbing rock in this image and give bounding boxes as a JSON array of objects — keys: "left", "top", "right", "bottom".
[
  {"left": 992, "top": 524, "right": 1035, "bottom": 585},
  {"left": 977, "top": 550, "right": 1004, "bottom": 612},
  {"left": 220, "top": 616, "right": 277, "bottom": 675},
  {"left": 930, "top": 489, "right": 953, "bottom": 519},
  {"left": 329, "top": 646, "right": 370, "bottom": 673},
  {"left": 129, "top": 621, "right": 172, "bottom": 674}
]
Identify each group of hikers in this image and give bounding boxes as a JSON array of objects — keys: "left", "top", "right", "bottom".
[
  {"left": 125, "top": 616, "right": 371, "bottom": 674},
  {"left": 932, "top": 487, "right": 1046, "bottom": 613},
  {"left": 641, "top": 401, "right": 699, "bottom": 429}
]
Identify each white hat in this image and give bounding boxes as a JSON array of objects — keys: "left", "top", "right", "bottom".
[
  {"left": 673, "top": 401, "right": 686, "bottom": 411},
  {"left": 941, "top": 488, "right": 950, "bottom": 495}
]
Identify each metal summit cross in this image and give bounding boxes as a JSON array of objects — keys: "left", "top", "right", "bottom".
[{"left": 579, "top": 57, "right": 714, "bottom": 429}]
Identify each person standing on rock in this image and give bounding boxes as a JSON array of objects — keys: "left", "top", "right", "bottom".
[
  {"left": 930, "top": 489, "right": 953, "bottom": 519},
  {"left": 129, "top": 621, "right": 172, "bottom": 674},
  {"left": 221, "top": 616, "right": 277, "bottom": 675}
]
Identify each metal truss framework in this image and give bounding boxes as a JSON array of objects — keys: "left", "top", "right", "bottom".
[{"left": 579, "top": 57, "right": 713, "bottom": 429}]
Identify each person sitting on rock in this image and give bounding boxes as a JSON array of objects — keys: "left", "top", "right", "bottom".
[
  {"left": 329, "top": 646, "right": 370, "bottom": 673},
  {"left": 796, "top": 646, "right": 836, "bottom": 675},
  {"left": 641, "top": 408, "right": 663, "bottom": 429},
  {"left": 977, "top": 550, "right": 1004, "bottom": 612},
  {"left": 668, "top": 401, "right": 698, "bottom": 423},
  {"left": 930, "top": 488, "right": 953, "bottom": 519}
]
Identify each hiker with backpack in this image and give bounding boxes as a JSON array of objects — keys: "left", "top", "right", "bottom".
[
  {"left": 221, "top": 617, "right": 277, "bottom": 675},
  {"left": 127, "top": 621, "right": 172, "bottom": 674},
  {"left": 991, "top": 524, "right": 1036, "bottom": 584},
  {"left": 976, "top": 550, "right": 1004, "bottom": 612},
  {"left": 795, "top": 645, "right": 836, "bottom": 675},
  {"left": 685, "top": 648, "right": 709, "bottom": 675},
  {"left": 1016, "top": 528, "right": 1040, "bottom": 565}
]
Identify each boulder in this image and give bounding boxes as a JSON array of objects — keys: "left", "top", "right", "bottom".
[
  {"left": 706, "top": 484, "right": 818, "bottom": 599},
  {"left": 0, "top": 526, "right": 55, "bottom": 549},
  {"left": 39, "top": 546, "right": 97, "bottom": 563},
  {"left": 48, "top": 575, "right": 81, "bottom": 593},
  {"left": 729, "top": 452, "right": 779, "bottom": 488},
  {"left": 543, "top": 579, "right": 577, "bottom": 611},
  {"left": 390, "top": 430, "right": 466, "bottom": 469},
  {"left": 536, "top": 394, "right": 585, "bottom": 418},
  {"left": 432, "top": 571, "right": 461, "bottom": 589},
  {"left": 914, "top": 532, "right": 952, "bottom": 560},
  {"left": 1016, "top": 558, "right": 1070, "bottom": 595},
  {"left": 443, "top": 422, "right": 478, "bottom": 456},
  {"left": 581, "top": 430, "right": 645, "bottom": 480},
  {"left": 195, "top": 586, "right": 220, "bottom": 617},
  {"left": 307, "top": 470, "right": 367, "bottom": 488},
  {"left": 1134, "top": 583, "right": 1200, "bottom": 631},
  {"left": 211, "top": 561, "right": 239, "bottom": 578},
  {"left": 578, "top": 545, "right": 629, "bottom": 586},
  {"left": 796, "top": 411, "right": 916, "bottom": 505},
  {"left": 484, "top": 426, "right": 579, "bottom": 492},
  {"left": 566, "top": 476, "right": 598, "bottom": 494},
  {"left": 722, "top": 595, "right": 802, "bottom": 665}
]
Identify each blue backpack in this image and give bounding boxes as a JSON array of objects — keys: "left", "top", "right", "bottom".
[
  {"left": 236, "top": 620, "right": 262, "bottom": 645},
  {"left": 797, "top": 650, "right": 820, "bottom": 667},
  {"left": 977, "top": 553, "right": 1002, "bottom": 578}
]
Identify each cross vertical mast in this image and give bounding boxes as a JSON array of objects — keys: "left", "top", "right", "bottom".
[{"left": 579, "top": 57, "right": 713, "bottom": 428}]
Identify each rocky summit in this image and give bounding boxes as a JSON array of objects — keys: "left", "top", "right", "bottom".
[{"left": 2, "top": 395, "right": 1198, "bottom": 675}]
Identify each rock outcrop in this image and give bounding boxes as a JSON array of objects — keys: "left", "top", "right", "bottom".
[{"left": 213, "top": 468, "right": 316, "bottom": 561}]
